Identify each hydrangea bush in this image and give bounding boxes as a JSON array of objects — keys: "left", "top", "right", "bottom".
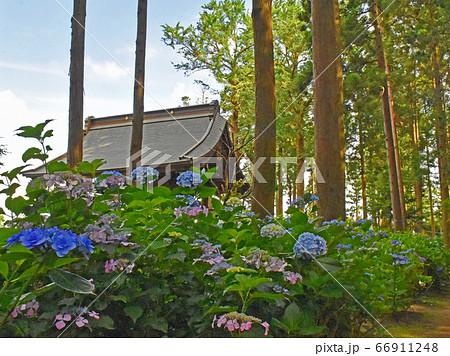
[{"left": 0, "top": 120, "right": 448, "bottom": 337}]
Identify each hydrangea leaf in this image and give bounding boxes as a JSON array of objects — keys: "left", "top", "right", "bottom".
[
  {"left": 48, "top": 268, "right": 95, "bottom": 294},
  {"left": 203, "top": 305, "right": 237, "bottom": 316},
  {"left": 48, "top": 161, "right": 71, "bottom": 174},
  {"left": 147, "top": 317, "right": 168, "bottom": 333},
  {"left": 124, "top": 306, "right": 143, "bottom": 324},
  {"left": 0, "top": 261, "right": 9, "bottom": 279}
]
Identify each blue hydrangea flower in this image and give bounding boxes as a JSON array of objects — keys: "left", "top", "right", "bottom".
[
  {"left": 131, "top": 166, "right": 159, "bottom": 185},
  {"left": 260, "top": 223, "right": 286, "bottom": 238},
  {"left": 176, "top": 171, "right": 202, "bottom": 188},
  {"left": 100, "top": 170, "right": 122, "bottom": 177},
  {"left": 19, "top": 228, "right": 49, "bottom": 249},
  {"left": 310, "top": 195, "right": 319, "bottom": 202},
  {"left": 5, "top": 227, "right": 94, "bottom": 258},
  {"left": 390, "top": 253, "right": 410, "bottom": 265},
  {"left": 293, "top": 232, "right": 327, "bottom": 259},
  {"left": 186, "top": 195, "right": 201, "bottom": 207},
  {"left": 51, "top": 230, "right": 78, "bottom": 257},
  {"left": 5, "top": 231, "right": 22, "bottom": 247},
  {"left": 78, "top": 234, "right": 94, "bottom": 254},
  {"left": 336, "top": 243, "right": 352, "bottom": 252}
]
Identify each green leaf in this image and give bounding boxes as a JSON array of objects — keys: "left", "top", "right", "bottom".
[
  {"left": 48, "top": 161, "right": 71, "bottom": 174},
  {"left": 0, "top": 261, "right": 8, "bottom": 279},
  {"left": 284, "top": 302, "right": 301, "bottom": 328},
  {"left": 0, "top": 252, "right": 33, "bottom": 262},
  {"left": 124, "top": 306, "right": 143, "bottom": 324},
  {"left": 44, "top": 256, "right": 81, "bottom": 269},
  {"left": 0, "top": 228, "right": 21, "bottom": 246},
  {"left": 16, "top": 119, "right": 53, "bottom": 139},
  {"left": 17, "top": 283, "right": 55, "bottom": 304},
  {"left": 14, "top": 264, "right": 39, "bottom": 282},
  {"left": 22, "top": 147, "right": 43, "bottom": 163},
  {"left": 250, "top": 291, "right": 288, "bottom": 301},
  {"left": 203, "top": 305, "right": 237, "bottom": 316},
  {"left": 3, "top": 165, "right": 29, "bottom": 181},
  {"left": 147, "top": 318, "right": 168, "bottom": 333},
  {"left": 91, "top": 315, "right": 115, "bottom": 329},
  {"left": 197, "top": 186, "right": 217, "bottom": 198},
  {"left": 211, "top": 198, "right": 223, "bottom": 212},
  {"left": 5, "top": 196, "right": 30, "bottom": 215},
  {"left": 148, "top": 240, "right": 170, "bottom": 251},
  {"left": 299, "top": 325, "right": 325, "bottom": 335},
  {"left": 0, "top": 183, "right": 20, "bottom": 196},
  {"left": 48, "top": 269, "right": 95, "bottom": 294},
  {"left": 318, "top": 285, "right": 343, "bottom": 298},
  {"left": 151, "top": 186, "right": 171, "bottom": 197}
]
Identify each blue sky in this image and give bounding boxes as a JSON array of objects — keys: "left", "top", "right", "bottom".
[{"left": 0, "top": 0, "right": 251, "bottom": 173}]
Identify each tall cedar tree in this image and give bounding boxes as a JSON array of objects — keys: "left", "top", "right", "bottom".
[
  {"left": 432, "top": 44, "right": 449, "bottom": 246},
  {"left": 311, "top": 0, "right": 346, "bottom": 220},
  {"left": 371, "top": 0, "right": 403, "bottom": 231},
  {"left": 251, "top": 0, "right": 276, "bottom": 217},
  {"left": 67, "top": 0, "right": 86, "bottom": 168},
  {"left": 130, "top": 0, "right": 148, "bottom": 170}
]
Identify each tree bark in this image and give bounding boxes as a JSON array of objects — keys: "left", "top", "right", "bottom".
[
  {"left": 251, "top": 0, "right": 276, "bottom": 218},
  {"left": 130, "top": 0, "right": 148, "bottom": 170},
  {"left": 311, "top": 0, "right": 346, "bottom": 221},
  {"left": 372, "top": 0, "right": 403, "bottom": 231},
  {"left": 358, "top": 115, "right": 367, "bottom": 220},
  {"left": 295, "top": 133, "right": 305, "bottom": 197},
  {"left": 276, "top": 150, "right": 283, "bottom": 216},
  {"left": 375, "top": 0, "right": 407, "bottom": 229},
  {"left": 432, "top": 43, "right": 449, "bottom": 246},
  {"left": 426, "top": 145, "right": 436, "bottom": 237},
  {"left": 67, "top": 0, "right": 86, "bottom": 168},
  {"left": 411, "top": 117, "right": 424, "bottom": 231}
]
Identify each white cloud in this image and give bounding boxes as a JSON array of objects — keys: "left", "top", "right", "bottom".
[
  {"left": 0, "top": 60, "right": 66, "bottom": 76},
  {"left": 85, "top": 57, "right": 131, "bottom": 81}
]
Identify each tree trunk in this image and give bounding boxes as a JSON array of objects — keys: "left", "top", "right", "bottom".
[
  {"left": 432, "top": 43, "right": 449, "bottom": 246},
  {"left": 358, "top": 115, "right": 367, "bottom": 219},
  {"left": 411, "top": 117, "right": 424, "bottom": 231},
  {"left": 426, "top": 145, "right": 436, "bottom": 237},
  {"left": 276, "top": 152, "right": 283, "bottom": 216},
  {"left": 376, "top": 0, "right": 407, "bottom": 229},
  {"left": 251, "top": 0, "right": 276, "bottom": 218},
  {"left": 296, "top": 133, "right": 305, "bottom": 197},
  {"left": 372, "top": 0, "right": 403, "bottom": 231},
  {"left": 67, "top": 0, "right": 86, "bottom": 168},
  {"left": 130, "top": 0, "right": 148, "bottom": 170},
  {"left": 311, "top": 0, "right": 346, "bottom": 221}
]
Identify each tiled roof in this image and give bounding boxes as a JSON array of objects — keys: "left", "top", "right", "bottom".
[{"left": 23, "top": 101, "right": 229, "bottom": 177}]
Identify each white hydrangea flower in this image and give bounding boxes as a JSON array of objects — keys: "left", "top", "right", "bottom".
[{"left": 260, "top": 223, "right": 286, "bottom": 238}]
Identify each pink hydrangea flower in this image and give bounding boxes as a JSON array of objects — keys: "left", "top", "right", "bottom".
[
  {"left": 76, "top": 316, "right": 89, "bottom": 328},
  {"left": 240, "top": 322, "right": 252, "bottom": 331},
  {"left": 225, "top": 319, "right": 236, "bottom": 332},
  {"left": 217, "top": 315, "right": 227, "bottom": 327},
  {"left": 55, "top": 320, "right": 66, "bottom": 330},
  {"left": 105, "top": 259, "right": 118, "bottom": 273},
  {"left": 283, "top": 271, "right": 302, "bottom": 284},
  {"left": 88, "top": 311, "right": 100, "bottom": 320},
  {"left": 261, "top": 321, "right": 270, "bottom": 335}
]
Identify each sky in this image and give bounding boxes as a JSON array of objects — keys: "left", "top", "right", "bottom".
[{"left": 0, "top": 0, "right": 251, "bottom": 174}]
